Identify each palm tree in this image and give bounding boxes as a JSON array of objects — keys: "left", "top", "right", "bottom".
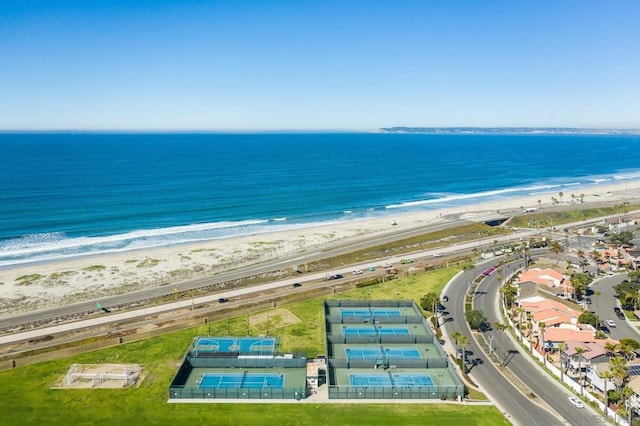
[
  {"left": 527, "top": 313, "right": 534, "bottom": 352},
  {"left": 558, "top": 342, "right": 567, "bottom": 382},
  {"left": 458, "top": 334, "right": 470, "bottom": 373},
  {"left": 539, "top": 322, "right": 547, "bottom": 367},
  {"left": 450, "top": 331, "right": 462, "bottom": 360},
  {"left": 575, "top": 346, "right": 586, "bottom": 396},
  {"left": 559, "top": 191, "right": 564, "bottom": 203},
  {"left": 494, "top": 322, "right": 507, "bottom": 361},
  {"left": 594, "top": 291, "right": 601, "bottom": 330},
  {"left": 537, "top": 199, "right": 541, "bottom": 210},
  {"left": 601, "top": 369, "right": 614, "bottom": 410},
  {"left": 610, "top": 355, "right": 628, "bottom": 394},
  {"left": 580, "top": 193, "right": 585, "bottom": 204},
  {"left": 549, "top": 240, "right": 564, "bottom": 265},
  {"left": 605, "top": 342, "right": 618, "bottom": 358}
]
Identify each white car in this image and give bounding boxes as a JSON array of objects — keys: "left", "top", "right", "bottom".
[
  {"left": 433, "top": 252, "right": 443, "bottom": 257},
  {"left": 568, "top": 396, "right": 584, "bottom": 408},
  {"left": 382, "top": 263, "right": 393, "bottom": 268},
  {"left": 606, "top": 319, "right": 617, "bottom": 328},
  {"left": 352, "top": 270, "right": 363, "bottom": 275}
]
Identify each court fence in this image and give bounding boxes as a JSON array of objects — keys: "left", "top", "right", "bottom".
[
  {"left": 188, "top": 355, "right": 307, "bottom": 369},
  {"left": 327, "top": 384, "right": 463, "bottom": 400},
  {"left": 169, "top": 385, "right": 307, "bottom": 400},
  {"left": 328, "top": 358, "right": 448, "bottom": 369}
]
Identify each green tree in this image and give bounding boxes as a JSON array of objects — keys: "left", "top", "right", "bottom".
[
  {"left": 578, "top": 311, "right": 599, "bottom": 327},
  {"left": 628, "top": 270, "right": 640, "bottom": 283},
  {"left": 570, "top": 272, "right": 592, "bottom": 300},
  {"left": 608, "top": 230, "right": 635, "bottom": 246},
  {"left": 420, "top": 292, "right": 440, "bottom": 314},
  {"left": 465, "top": 309, "right": 487, "bottom": 331}
]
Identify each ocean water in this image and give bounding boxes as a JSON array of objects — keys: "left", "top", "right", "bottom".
[{"left": 1, "top": 132, "right": 639, "bottom": 267}]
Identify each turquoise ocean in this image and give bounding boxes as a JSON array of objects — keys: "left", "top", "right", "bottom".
[{"left": 1, "top": 132, "right": 639, "bottom": 268}]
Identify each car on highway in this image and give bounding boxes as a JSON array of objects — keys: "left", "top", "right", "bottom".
[
  {"left": 568, "top": 396, "right": 584, "bottom": 408},
  {"left": 606, "top": 319, "right": 617, "bottom": 328},
  {"left": 382, "top": 263, "right": 393, "bottom": 268},
  {"left": 218, "top": 297, "right": 229, "bottom": 303},
  {"left": 433, "top": 252, "right": 443, "bottom": 257},
  {"left": 292, "top": 283, "right": 302, "bottom": 288},
  {"left": 328, "top": 274, "right": 343, "bottom": 280},
  {"left": 352, "top": 270, "right": 363, "bottom": 275}
]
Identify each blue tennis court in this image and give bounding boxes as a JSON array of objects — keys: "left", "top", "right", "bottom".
[
  {"left": 349, "top": 373, "right": 434, "bottom": 387},
  {"left": 194, "top": 337, "right": 276, "bottom": 354},
  {"left": 198, "top": 372, "right": 284, "bottom": 390},
  {"left": 391, "top": 374, "right": 434, "bottom": 386},
  {"left": 340, "top": 308, "right": 402, "bottom": 319},
  {"left": 346, "top": 347, "right": 422, "bottom": 360},
  {"left": 349, "top": 373, "right": 392, "bottom": 387},
  {"left": 343, "top": 326, "right": 410, "bottom": 336}
]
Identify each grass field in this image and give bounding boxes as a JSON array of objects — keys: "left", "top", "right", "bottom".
[{"left": 0, "top": 266, "right": 509, "bottom": 425}]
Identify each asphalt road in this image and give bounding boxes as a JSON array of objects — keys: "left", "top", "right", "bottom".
[
  {"left": 442, "top": 260, "right": 562, "bottom": 426},
  {"left": 590, "top": 273, "right": 635, "bottom": 341},
  {"left": 473, "top": 261, "right": 604, "bottom": 425}
]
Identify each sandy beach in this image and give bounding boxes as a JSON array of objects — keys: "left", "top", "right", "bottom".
[{"left": 2, "top": 181, "right": 640, "bottom": 318}]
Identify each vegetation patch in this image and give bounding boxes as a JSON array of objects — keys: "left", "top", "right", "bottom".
[
  {"left": 137, "top": 258, "right": 161, "bottom": 268},
  {"left": 15, "top": 274, "right": 45, "bottom": 286},
  {"left": 49, "top": 271, "right": 76, "bottom": 280},
  {"left": 83, "top": 265, "right": 106, "bottom": 272}
]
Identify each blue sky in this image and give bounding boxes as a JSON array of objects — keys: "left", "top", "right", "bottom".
[{"left": 1, "top": 1, "right": 639, "bottom": 130}]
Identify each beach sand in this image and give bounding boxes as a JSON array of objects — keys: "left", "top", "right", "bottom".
[{"left": 1, "top": 181, "right": 639, "bottom": 317}]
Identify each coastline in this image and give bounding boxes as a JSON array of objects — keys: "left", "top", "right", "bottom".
[{"left": 1, "top": 180, "right": 640, "bottom": 317}]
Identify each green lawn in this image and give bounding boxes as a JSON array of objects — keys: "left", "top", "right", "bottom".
[{"left": 0, "top": 266, "right": 508, "bottom": 425}]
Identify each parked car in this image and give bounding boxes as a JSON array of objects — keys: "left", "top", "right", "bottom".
[
  {"left": 568, "top": 396, "right": 584, "bottom": 408},
  {"left": 606, "top": 319, "right": 617, "bottom": 328},
  {"left": 442, "top": 295, "right": 449, "bottom": 302}
]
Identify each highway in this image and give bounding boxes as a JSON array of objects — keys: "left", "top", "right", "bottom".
[{"left": 473, "top": 260, "right": 605, "bottom": 425}]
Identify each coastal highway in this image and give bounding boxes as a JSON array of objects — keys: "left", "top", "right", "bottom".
[
  {"left": 442, "top": 261, "right": 562, "bottom": 426},
  {"left": 0, "top": 218, "right": 536, "bottom": 332},
  {"left": 0, "top": 218, "right": 469, "bottom": 330},
  {"left": 473, "top": 262, "right": 605, "bottom": 425}
]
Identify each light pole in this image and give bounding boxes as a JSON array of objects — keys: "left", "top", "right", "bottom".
[{"left": 488, "top": 335, "right": 494, "bottom": 355}]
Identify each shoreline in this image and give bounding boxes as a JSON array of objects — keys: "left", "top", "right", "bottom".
[{"left": 1, "top": 180, "right": 640, "bottom": 317}]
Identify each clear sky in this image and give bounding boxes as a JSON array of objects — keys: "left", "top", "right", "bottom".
[{"left": 1, "top": 0, "right": 639, "bottom": 131}]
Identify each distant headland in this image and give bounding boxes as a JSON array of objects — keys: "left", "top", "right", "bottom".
[{"left": 379, "top": 127, "right": 640, "bottom": 135}]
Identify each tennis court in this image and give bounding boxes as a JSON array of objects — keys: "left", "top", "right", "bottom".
[
  {"left": 340, "top": 308, "right": 402, "bottom": 320},
  {"left": 346, "top": 347, "right": 422, "bottom": 360},
  {"left": 198, "top": 372, "right": 284, "bottom": 390},
  {"left": 349, "top": 373, "right": 434, "bottom": 387},
  {"left": 343, "top": 326, "right": 410, "bottom": 336},
  {"left": 194, "top": 337, "right": 276, "bottom": 354}
]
